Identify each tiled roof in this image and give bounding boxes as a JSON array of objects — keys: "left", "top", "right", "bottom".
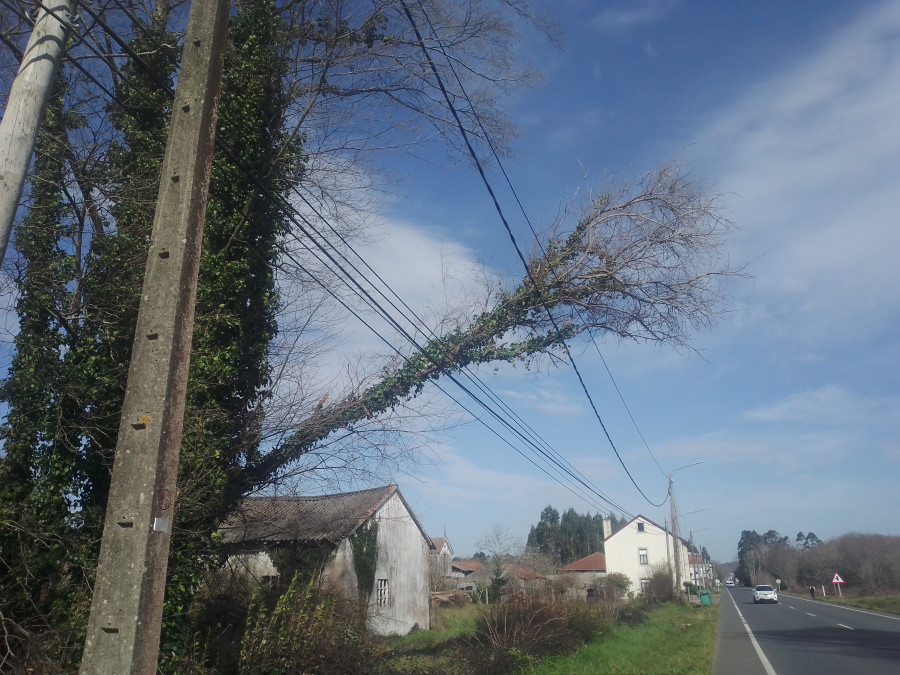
[
  {"left": 221, "top": 485, "right": 421, "bottom": 546},
  {"left": 504, "top": 563, "right": 545, "bottom": 581},
  {"left": 451, "top": 559, "right": 485, "bottom": 572},
  {"left": 560, "top": 552, "right": 607, "bottom": 572}
]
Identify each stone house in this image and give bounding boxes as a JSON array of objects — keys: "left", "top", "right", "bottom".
[
  {"left": 558, "top": 552, "right": 607, "bottom": 599},
  {"left": 221, "top": 485, "right": 432, "bottom": 635}
]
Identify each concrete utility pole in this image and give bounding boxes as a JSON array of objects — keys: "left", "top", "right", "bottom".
[
  {"left": 667, "top": 462, "right": 702, "bottom": 598},
  {"left": 669, "top": 477, "right": 682, "bottom": 594},
  {"left": 0, "top": 0, "right": 74, "bottom": 263},
  {"left": 79, "top": 1, "right": 229, "bottom": 672}
]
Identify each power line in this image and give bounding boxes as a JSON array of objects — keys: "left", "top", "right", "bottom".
[
  {"left": 590, "top": 334, "right": 666, "bottom": 477},
  {"left": 407, "top": 0, "right": 666, "bottom": 484},
  {"left": 412, "top": 0, "right": 666, "bottom": 483},
  {"left": 400, "top": 0, "right": 666, "bottom": 507},
  {"left": 3, "top": 5, "right": 634, "bottom": 517}
]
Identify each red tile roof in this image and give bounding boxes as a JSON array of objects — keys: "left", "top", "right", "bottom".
[
  {"left": 560, "top": 552, "right": 607, "bottom": 572},
  {"left": 452, "top": 559, "right": 485, "bottom": 572}
]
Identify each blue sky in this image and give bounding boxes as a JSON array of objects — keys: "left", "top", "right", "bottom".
[
  {"left": 339, "top": 0, "right": 900, "bottom": 563},
  {"left": 3, "top": 0, "right": 896, "bottom": 567}
]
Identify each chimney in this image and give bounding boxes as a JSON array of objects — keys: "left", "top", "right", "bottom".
[{"left": 602, "top": 517, "right": 612, "bottom": 540}]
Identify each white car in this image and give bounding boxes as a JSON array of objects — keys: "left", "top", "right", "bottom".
[
  {"left": 725, "top": 579, "right": 734, "bottom": 587},
  {"left": 753, "top": 584, "right": 778, "bottom": 603}
]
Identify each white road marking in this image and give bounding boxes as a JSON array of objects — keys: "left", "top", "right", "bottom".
[
  {"left": 728, "top": 592, "right": 778, "bottom": 675},
  {"left": 838, "top": 624, "right": 854, "bottom": 630},
  {"left": 806, "top": 613, "right": 816, "bottom": 617},
  {"left": 794, "top": 597, "right": 900, "bottom": 622}
]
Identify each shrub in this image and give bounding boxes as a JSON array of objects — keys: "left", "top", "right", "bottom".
[
  {"left": 614, "top": 602, "right": 648, "bottom": 626},
  {"left": 601, "top": 572, "right": 632, "bottom": 600},
  {"left": 238, "top": 574, "right": 376, "bottom": 674},
  {"left": 465, "top": 593, "right": 613, "bottom": 672},
  {"left": 644, "top": 565, "right": 676, "bottom": 605},
  {"left": 683, "top": 581, "right": 701, "bottom": 596}
]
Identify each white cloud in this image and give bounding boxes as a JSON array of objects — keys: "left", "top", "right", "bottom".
[
  {"left": 693, "top": 2, "right": 900, "bottom": 345},
  {"left": 743, "top": 385, "right": 899, "bottom": 427},
  {"left": 589, "top": 0, "right": 677, "bottom": 34},
  {"left": 494, "top": 382, "right": 584, "bottom": 416}
]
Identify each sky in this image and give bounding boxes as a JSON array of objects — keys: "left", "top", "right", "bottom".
[
  {"left": 2, "top": 0, "right": 897, "bottom": 568},
  {"left": 336, "top": 0, "right": 900, "bottom": 564}
]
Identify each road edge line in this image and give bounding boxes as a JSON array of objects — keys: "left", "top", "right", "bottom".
[{"left": 728, "top": 591, "right": 778, "bottom": 675}]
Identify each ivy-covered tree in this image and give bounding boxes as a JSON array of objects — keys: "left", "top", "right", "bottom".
[
  {"left": 0, "top": 85, "right": 91, "bottom": 668},
  {"left": 0, "top": 1, "right": 295, "bottom": 668},
  {"left": 0, "top": 0, "right": 737, "bottom": 670}
]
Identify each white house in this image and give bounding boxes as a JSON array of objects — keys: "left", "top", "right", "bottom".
[
  {"left": 688, "top": 553, "right": 713, "bottom": 589},
  {"left": 221, "top": 485, "right": 432, "bottom": 635},
  {"left": 602, "top": 515, "right": 689, "bottom": 595}
]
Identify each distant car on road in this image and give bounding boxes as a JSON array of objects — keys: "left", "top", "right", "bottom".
[
  {"left": 753, "top": 584, "right": 778, "bottom": 603},
  {"left": 725, "top": 579, "right": 734, "bottom": 587}
]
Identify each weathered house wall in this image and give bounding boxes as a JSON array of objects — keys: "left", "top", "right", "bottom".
[
  {"left": 221, "top": 485, "right": 430, "bottom": 636},
  {"left": 320, "top": 539, "right": 358, "bottom": 600},
  {"left": 367, "top": 491, "right": 430, "bottom": 634}
]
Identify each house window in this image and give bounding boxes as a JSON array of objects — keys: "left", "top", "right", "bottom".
[
  {"left": 376, "top": 578, "right": 389, "bottom": 607},
  {"left": 639, "top": 548, "right": 649, "bottom": 565},
  {"left": 640, "top": 579, "right": 650, "bottom": 593},
  {"left": 637, "top": 522, "right": 645, "bottom": 532}
]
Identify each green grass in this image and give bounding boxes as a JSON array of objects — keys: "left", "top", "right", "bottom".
[
  {"left": 530, "top": 602, "right": 719, "bottom": 675},
  {"left": 384, "top": 603, "right": 481, "bottom": 652},
  {"left": 815, "top": 594, "right": 900, "bottom": 615},
  {"left": 376, "top": 604, "right": 481, "bottom": 673}
]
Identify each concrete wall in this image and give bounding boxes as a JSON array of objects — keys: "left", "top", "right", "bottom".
[
  {"left": 320, "top": 538, "right": 359, "bottom": 599},
  {"left": 550, "top": 572, "right": 607, "bottom": 601},
  {"left": 604, "top": 517, "right": 688, "bottom": 595},
  {"left": 366, "top": 492, "right": 430, "bottom": 635},
  {"left": 225, "top": 552, "right": 278, "bottom": 582}
]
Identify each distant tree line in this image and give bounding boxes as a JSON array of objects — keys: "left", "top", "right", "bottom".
[
  {"left": 526, "top": 505, "right": 625, "bottom": 567},
  {"left": 735, "top": 529, "right": 900, "bottom": 594}
]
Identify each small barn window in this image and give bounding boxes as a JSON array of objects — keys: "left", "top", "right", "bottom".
[
  {"left": 637, "top": 522, "right": 645, "bottom": 532},
  {"left": 376, "top": 578, "right": 389, "bottom": 606},
  {"left": 639, "top": 548, "right": 648, "bottom": 565}
]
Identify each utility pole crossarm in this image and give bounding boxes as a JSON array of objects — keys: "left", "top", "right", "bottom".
[{"left": 0, "top": 0, "right": 74, "bottom": 263}]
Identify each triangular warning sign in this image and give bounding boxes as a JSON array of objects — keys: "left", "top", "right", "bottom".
[{"left": 832, "top": 573, "right": 845, "bottom": 583}]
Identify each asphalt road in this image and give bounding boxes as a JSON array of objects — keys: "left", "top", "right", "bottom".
[{"left": 713, "top": 586, "right": 900, "bottom": 674}]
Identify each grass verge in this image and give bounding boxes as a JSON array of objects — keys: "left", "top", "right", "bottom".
[
  {"left": 530, "top": 602, "right": 719, "bottom": 675},
  {"left": 377, "top": 604, "right": 481, "bottom": 674},
  {"left": 811, "top": 594, "right": 900, "bottom": 615}
]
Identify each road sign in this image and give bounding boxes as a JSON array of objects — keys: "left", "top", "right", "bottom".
[{"left": 832, "top": 573, "right": 845, "bottom": 584}]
